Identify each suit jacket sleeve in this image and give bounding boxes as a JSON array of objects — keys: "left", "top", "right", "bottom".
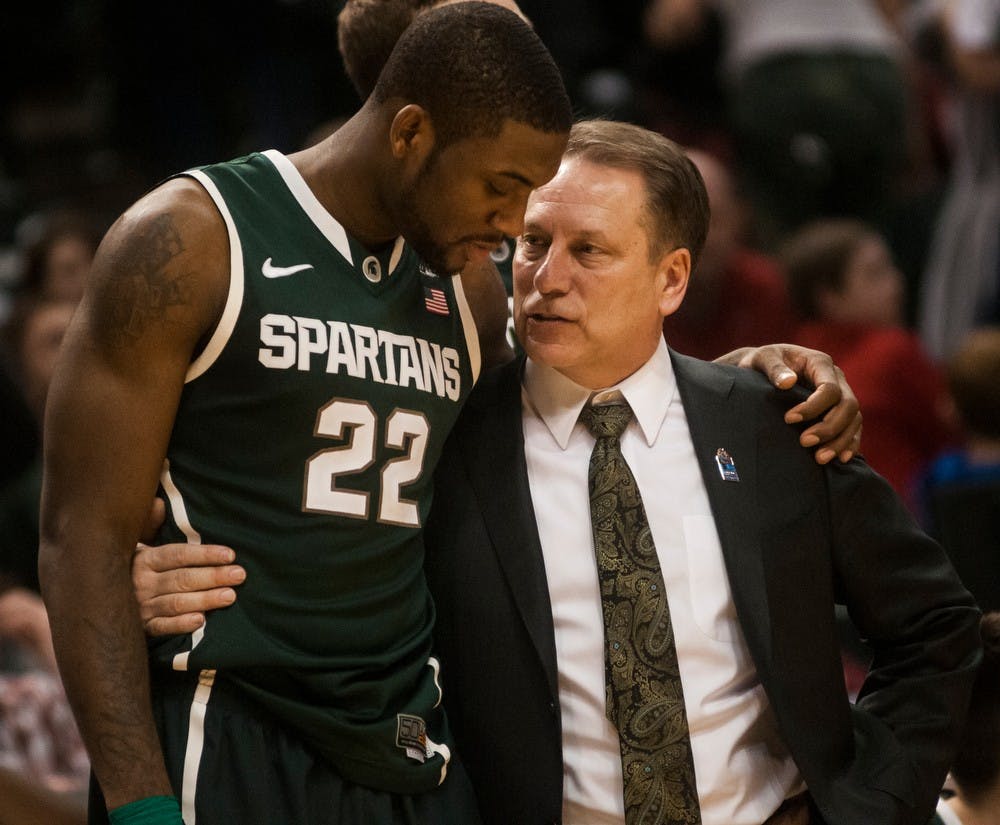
[
  {"left": 828, "top": 457, "right": 981, "bottom": 820},
  {"left": 739, "top": 368, "right": 982, "bottom": 825}
]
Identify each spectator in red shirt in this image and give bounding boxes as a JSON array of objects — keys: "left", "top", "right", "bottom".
[{"left": 783, "top": 218, "right": 956, "bottom": 509}]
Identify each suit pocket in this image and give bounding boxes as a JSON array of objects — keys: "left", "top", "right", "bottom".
[{"left": 683, "top": 514, "right": 738, "bottom": 642}]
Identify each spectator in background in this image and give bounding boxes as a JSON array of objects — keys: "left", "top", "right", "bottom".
[
  {"left": 918, "top": 0, "right": 1000, "bottom": 361},
  {"left": 643, "top": 0, "right": 911, "bottom": 250},
  {"left": 0, "top": 585, "right": 89, "bottom": 819},
  {"left": 15, "top": 210, "right": 98, "bottom": 304},
  {"left": 1, "top": 289, "right": 92, "bottom": 805},
  {"left": 920, "top": 327, "right": 1000, "bottom": 613},
  {"left": 2, "top": 297, "right": 76, "bottom": 426},
  {"left": 662, "top": 148, "right": 796, "bottom": 360},
  {"left": 634, "top": 0, "right": 730, "bottom": 156},
  {"left": 930, "top": 612, "right": 1000, "bottom": 825},
  {"left": 783, "top": 218, "right": 956, "bottom": 508},
  {"left": 0, "top": 297, "right": 76, "bottom": 593},
  {"left": 1, "top": 211, "right": 94, "bottom": 488}
]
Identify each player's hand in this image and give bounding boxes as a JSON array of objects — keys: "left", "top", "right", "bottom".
[
  {"left": 718, "top": 344, "right": 862, "bottom": 464},
  {"left": 132, "top": 542, "right": 245, "bottom": 637}
]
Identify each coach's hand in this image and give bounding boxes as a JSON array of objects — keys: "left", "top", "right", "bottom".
[
  {"left": 717, "top": 343, "right": 862, "bottom": 465},
  {"left": 133, "top": 541, "right": 245, "bottom": 637},
  {"left": 133, "top": 497, "right": 245, "bottom": 636}
]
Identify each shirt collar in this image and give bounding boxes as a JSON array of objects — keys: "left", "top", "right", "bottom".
[{"left": 522, "top": 338, "right": 677, "bottom": 450}]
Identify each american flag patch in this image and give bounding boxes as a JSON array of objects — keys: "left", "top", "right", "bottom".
[{"left": 424, "top": 285, "right": 450, "bottom": 316}]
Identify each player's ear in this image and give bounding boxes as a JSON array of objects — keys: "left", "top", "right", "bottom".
[
  {"left": 389, "top": 104, "right": 436, "bottom": 167},
  {"left": 657, "top": 246, "right": 690, "bottom": 319}
]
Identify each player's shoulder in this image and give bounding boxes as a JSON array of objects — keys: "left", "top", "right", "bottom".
[
  {"left": 109, "top": 176, "right": 224, "bottom": 254},
  {"left": 90, "top": 175, "right": 231, "bottom": 331},
  {"left": 670, "top": 348, "right": 782, "bottom": 394}
]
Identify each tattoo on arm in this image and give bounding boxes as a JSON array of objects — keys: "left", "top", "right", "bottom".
[{"left": 98, "top": 213, "right": 194, "bottom": 348}]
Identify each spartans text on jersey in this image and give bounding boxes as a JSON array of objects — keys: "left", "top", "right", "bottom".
[{"left": 258, "top": 314, "right": 463, "bottom": 401}]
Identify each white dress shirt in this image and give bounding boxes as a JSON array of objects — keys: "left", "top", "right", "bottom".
[
  {"left": 934, "top": 798, "right": 965, "bottom": 825},
  {"left": 521, "top": 339, "right": 804, "bottom": 825}
]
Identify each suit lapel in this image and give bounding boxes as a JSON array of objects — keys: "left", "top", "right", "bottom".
[
  {"left": 459, "top": 358, "right": 560, "bottom": 701},
  {"left": 456, "top": 352, "right": 780, "bottom": 702},
  {"left": 670, "top": 351, "right": 773, "bottom": 665}
]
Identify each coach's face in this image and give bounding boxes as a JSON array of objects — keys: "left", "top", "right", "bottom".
[
  {"left": 513, "top": 156, "right": 689, "bottom": 389},
  {"left": 395, "top": 113, "right": 565, "bottom": 275}
]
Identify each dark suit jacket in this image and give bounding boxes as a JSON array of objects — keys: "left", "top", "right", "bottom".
[{"left": 424, "top": 352, "right": 982, "bottom": 825}]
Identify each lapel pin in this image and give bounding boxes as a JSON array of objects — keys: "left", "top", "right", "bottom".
[{"left": 715, "top": 448, "right": 739, "bottom": 482}]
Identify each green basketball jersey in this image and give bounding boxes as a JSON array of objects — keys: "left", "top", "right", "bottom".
[
  {"left": 147, "top": 150, "right": 481, "bottom": 793},
  {"left": 489, "top": 236, "right": 520, "bottom": 354}
]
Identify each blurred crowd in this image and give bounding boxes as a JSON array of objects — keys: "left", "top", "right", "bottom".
[{"left": 1, "top": 0, "right": 998, "bottom": 822}]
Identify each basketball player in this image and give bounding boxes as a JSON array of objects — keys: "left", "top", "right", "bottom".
[{"left": 39, "top": 6, "right": 571, "bottom": 824}]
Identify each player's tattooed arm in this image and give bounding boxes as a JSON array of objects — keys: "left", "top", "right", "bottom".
[
  {"left": 39, "top": 179, "right": 229, "bottom": 811},
  {"left": 92, "top": 213, "right": 194, "bottom": 348}
]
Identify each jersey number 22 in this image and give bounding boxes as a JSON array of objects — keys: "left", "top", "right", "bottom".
[{"left": 304, "top": 398, "right": 429, "bottom": 528}]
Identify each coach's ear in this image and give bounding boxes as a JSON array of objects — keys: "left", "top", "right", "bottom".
[{"left": 657, "top": 246, "right": 690, "bottom": 319}]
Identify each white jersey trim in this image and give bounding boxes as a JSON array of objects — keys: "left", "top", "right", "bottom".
[
  {"left": 160, "top": 459, "right": 202, "bottom": 543},
  {"left": 262, "top": 149, "right": 355, "bottom": 266},
  {"left": 181, "top": 668, "right": 216, "bottom": 824},
  {"left": 424, "top": 656, "right": 451, "bottom": 784},
  {"left": 184, "top": 169, "right": 245, "bottom": 383},
  {"left": 427, "top": 735, "right": 451, "bottom": 785},
  {"left": 451, "top": 275, "right": 481, "bottom": 385},
  {"left": 428, "top": 656, "right": 443, "bottom": 708},
  {"left": 387, "top": 235, "right": 406, "bottom": 276},
  {"left": 161, "top": 460, "right": 207, "bottom": 672}
]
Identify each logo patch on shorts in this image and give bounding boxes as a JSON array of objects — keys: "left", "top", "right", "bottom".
[{"left": 396, "top": 714, "right": 429, "bottom": 763}]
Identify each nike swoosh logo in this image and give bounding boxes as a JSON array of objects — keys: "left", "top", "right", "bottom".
[{"left": 262, "top": 258, "right": 314, "bottom": 278}]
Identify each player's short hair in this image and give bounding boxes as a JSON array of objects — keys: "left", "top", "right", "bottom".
[
  {"left": 563, "top": 120, "right": 709, "bottom": 266},
  {"left": 337, "top": 0, "right": 434, "bottom": 100},
  {"left": 950, "top": 612, "right": 1000, "bottom": 801},
  {"left": 371, "top": 2, "right": 571, "bottom": 146},
  {"left": 947, "top": 327, "right": 1000, "bottom": 440},
  {"left": 779, "top": 219, "right": 872, "bottom": 320}
]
